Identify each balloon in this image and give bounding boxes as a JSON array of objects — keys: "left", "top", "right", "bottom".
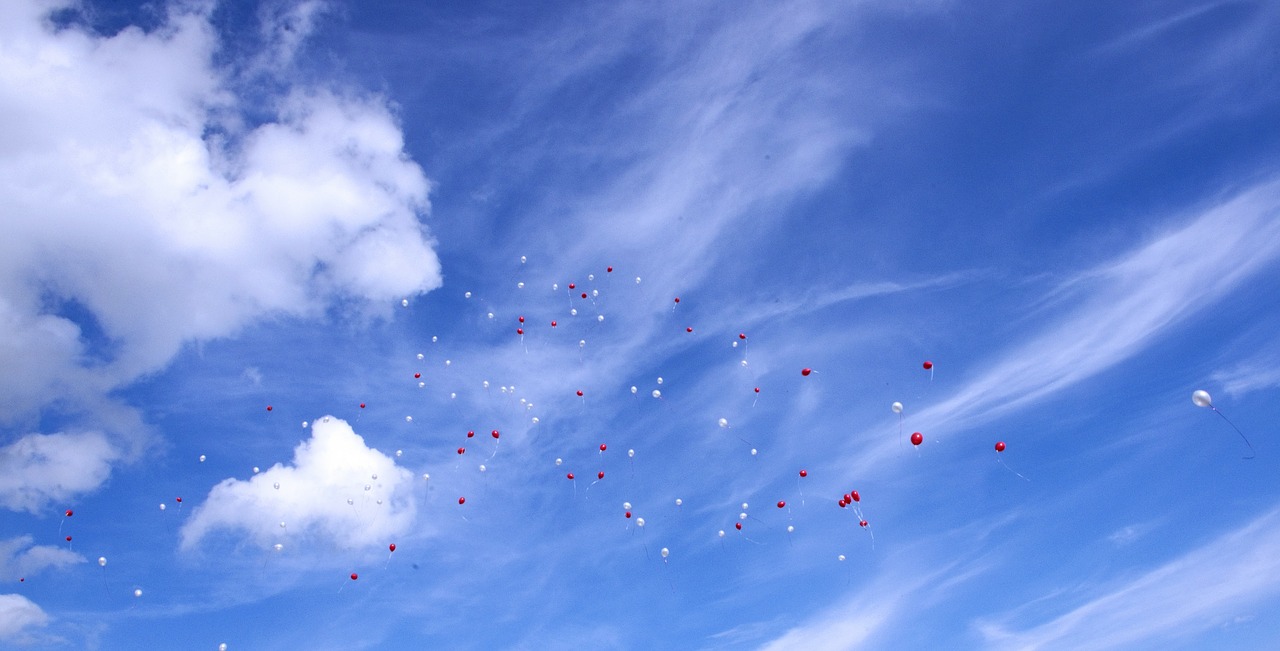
[
  {"left": 625, "top": 511, "right": 631, "bottom": 518},
  {"left": 799, "top": 469, "right": 808, "bottom": 477},
  {"left": 566, "top": 473, "right": 574, "bottom": 480},
  {"left": 134, "top": 588, "right": 142, "bottom": 597},
  {"left": 66, "top": 536, "right": 72, "bottom": 542},
  {"left": 360, "top": 403, "right": 366, "bottom": 409},
  {"left": 577, "top": 390, "right": 584, "bottom": 397},
  {"left": 739, "top": 333, "right": 746, "bottom": 340},
  {"left": 492, "top": 430, "right": 500, "bottom": 439},
  {"left": 674, "top": 297, "right": 680, "bottom": 304},
  {"left": 273, "top": 543, "right": 283, "bottom": 552},
  {"left": 175, "top": 497, "right": 182, "bottom": 503},
  {"left": 860, "top": 520, "right": 868, "bottom": 528},
  {"left": 787, "top": 525, "right": 795, "bottom": 533},
  {"left": 911, "top": 432, "right": 923, "bottom": 446},
  {"left": 675, "top": 498, "right": 683, "bottom": 506},
  {"left": 838, "top": 554, "right": 846, "bottom": 561},
  {"left": 801, "top": 368, "right": 812, "bottom": 376},
  {"left": 65, "top": 509, "right": 73, "bottom": 517},
  {"left": 922, "top": 361, "right": 933, "bottom": 370},
  {"left": 718, "top": 418, "right": 729, "bottom": 428},
  {"left": 266, "top": 405, "right": 273, "bottom": 411},
  {"left": 458, "top": 497, "right": 466, "bottom": 504},
  {"left": 389, "top": 544, "right": 396, "bottom": 552},
  {"left": 518, "top": 315, "right": 525, "bottom": 323},
  {"left": 597, "top": 471, "right": 605, "bottom": 479},
  {"left": 599, "top": 443, "right": 607, "bottom": 451},
  {"left": 735, "top": 522, "right": 742, "bottom": 530},
  {"left": 995, "top": 441, "right": 1006, "bottom": 452},
  {"left": 568, "top": 283, "right": 576, "bottom": 289},
  {"left": 636, "top": 517, "right": 646, "bottom": 527},
  {"left": 1192, "top": 390, "right": 1213, "bottom": 408},
  {"left": 199, "top": 454, "right": 206, "bottom": 462},
  {"left": 98, "top": 557, "right": 106, "bottom": 567},
  {"left": 719, "top": 530, "right": 726, "bottom": 538},
  {"left": 467, "top": 430, "right": 474, "bottom": 438},
  {"left": 652, "top": 390, "right": 662, "bottom": 398},
  {"left": 660, "top": 547, "right": 669, "bottom": 558},
  {"left": 517, "top": 328, "right": 524, "bottom": 335},
  {"left": 891, "top": 401, "right": 903, "bottom": 414},
  {"left": 777, "top": 501, "right": 786, "bottom": 508},
  {"left": 851, "top": 491, "right": 860, "bottom": 502},
  {"left": 607, "top": 266, "right": 613, "bottom": 272},
  {"left": 686, "top": 327, "right": 693, "bottom": 332},
  {"left": 551, "top": 321, "right": 557, "bottom": 327},
  {"left": 623, "top": 502, "right": 632, "bottom": 509},
  {"left": 457, "top": 447, "right": 465, "bottom": 455},
  {"left": 350, "top": 573, "right": 358, "bottom": 580},
  {"left": 159, "top": 503, "right": 166, "bottom": 511}
]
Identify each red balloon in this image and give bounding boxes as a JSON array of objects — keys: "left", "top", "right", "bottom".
[
  {"left": 735, "top": 522, "right": 742, "bottom": 530},
  {"left": 581, "top": 292, "right": 587, "bottom": 299},
  {"left": 65, "top": 509, "right": 73, "bottom": 517},
  {"left": 739, "top": 333, "right": 747, "bottom": 340},
  {"left": 777, "top": 501, "right": 786, "bottom": 509},
  {"left": 491, "top": 429, "right": 500, "bottom": 439},
  {"left": 551, "top": 321, "right": 557, "bottom": 327},
  {"left": 518, "top": 315, "right": 525, "bottom": 323},
  {"left": 995, "top": 441, "right": 1006, "bottom": 452},
  {"left": 266, "top": 405, "right": 273, "bottom": 411},
  {"left": 467, "top": 430, "right": 475, "bottom": 438},
  {"left": 175, "top": 497, "right": 182, "bottom": 503},
  {"left": 517, "top": 328, "right": 524, "bottom": 335},
  {"left": 458, "top": 497, "right": 466, "bottom": 505},
  {"left": 599, "top": 443, "right": 606, "bottom": 451},
  {"left": 607, "top": 267, "right": 613, "bottom": 273},
  {"left": 799, "top": 469, "right": 808, "bottom": 477},
  {"left": 686, "top": 327, "right": 693, "bottom": 333},
  {"left": 922, "top": 360, "right": 933, "bottom": 370},
  {"left": 65, "top": 536, "right": 72, "bottom": 542},
  {"left": 911, "top": 432, "right": 923, "bottom": 446},
  {"left": 754, "top": 387, "right": 760, "bottom": 393},
  {"left": 801, "top": 368, "right": 812, "bottom": 376},
  {"left": 457, "top": 447, "right": 465, "bottom": 455},
  {"left": 577, "top": 390, "right": 584, "bottom": 397},
  {"left": 859, "top": 520, "right": 868, "bottom": 528},
  {"left": 597, "top": 471, "right": 605, "bottom": 479},
  {"left": 350, "top": 573, "right": 358, "bottom": 580},
  {"left": 566, "top": 473, "right": 574, "bottom": 480},
  {"left": 625, "top": 511, "right": 632, "bottom": 518},
  {"left": 359, "top": 403, "right": 366, "bottom": 409},
  {"left": 674, "top": 297, "right": 680, "bottom": 304},
  {"left": 414, "top": 373, "right": 421, "bottom": 379},
  {"left": 568, "top": 283, "right": 576, "bottom": 289},
  {"left": 851, "top": 491, "right": 860, "bottom": 503},
  {"left": 389, "top": 544, "right": 396, "bottom": 552},
  {"left": 839, "top": 500, "right": 847, "bottom": 508}
]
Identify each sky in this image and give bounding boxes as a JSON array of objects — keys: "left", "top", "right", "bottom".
[{"left": 2, "top": 0, "right": 1280, "bottom": 649}]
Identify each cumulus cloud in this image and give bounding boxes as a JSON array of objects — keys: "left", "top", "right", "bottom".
[
  {"left": 0, "top": 593, "right": 49, "bottom": 641},
  {"left": 181, "top": 417, "right": 416, "bottom": 550},
  {"left": 0, "top": 431, "right": 120, "bottom": 514},
  {"left": 0, "top": 535, "right": 85, "bottom": 579},
  {"left": 0, "top": 0, "right": 441, "bottom": 510}
]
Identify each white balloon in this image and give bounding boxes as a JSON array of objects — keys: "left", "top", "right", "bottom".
[
  {"left": 302, "top": 421, "right": 309, "bottom": 428},
  {"left": 273, "top": 543, "right": 283, "bottom": 552},
  {"left": 134, "top": 588, "right": 142, "bottom": 597},
  {"left": 220, "top": 644, "right": 228, "bottom": 651},
  {"left": 891, "top": 401, "right": 903, "bottom": 414},
  {"left": 597, "top": 315, "right": 604, "bottom": 322},
  {"left": 635, "top": 276, "right": 642, "bottom": 284},
  {"left": 652, "top": 390, "right": 662, "bottom": 398},
  {"left": 552, "top": 283, "right": 559, "bottom": 291},
  {"left": 637, "top": 518, "right": 646, "bottom": 527},
  {"left": 656, "top": 377, "right": 664, "bottom": 385},
  {"left": 532, "top": 417, "right": 540, "bottom": 424},
  {"left": 98, "top": 557, "right": 106, "bottom": 567},
  {"left": 571, "top": 308, "right": 578, "bottom": 316},
  {"left": 417, "top": 353, "right": 425, "bottom": 360},
  {"left": 464, "top": 291, "right": 472, "bottom": 299},
  {"left": 675, "top": 498, "right": 683, "bottom": 506},
  {"left": 444, "top": 360, "right": 452, "bottom": 367},
  {"left": 520, "top": 255, "right": 527, "bottom": 264},
  {"left": 579, "top": 339, "right": 586, "bottom": 348},
  {"left": 401, "top": 299, "right": 409, "bottom": 307},
  {"left": 371, "top": 474, "right": 378, "bottom": 480},
  {"left": 159, "top": 503, "right": 166, "bottom": 511},
  {"left": 432, "top": 336, "right": 438, "bottom": 343},
  {"left": 396, "top": 450, "right": 403, "bottom": 458},
  {"left": 741, "top": 502, "right": 749, "bottom": 510},
  {"left": 838, "top": 554, "right": 846, "bottom": 562},
  {"left": 517, "top": 282, "right": 525, "bottom": 289},
  {"left": 787, "top": 525, "right": 795, "bottom": 533},
  {"left": 718, "top": 530, "right": 726, "bottom": 538},
  {"left": 364, "top": 484, "right": 372, "bottom": 491},
  {"left": 198, "top": 454, "right": 206, "bottom": 463},
  {"left": 623, "top": 502, "right": 632, "bottom": 510},
  {"left": 483, "top": 380, "right": 490, "bottom": 389},
  {"left": 555, "top": 458, "right": 563, "bottom": 466},
  {"left": 630, "top": 386, "right": 638, "bottom": 394},
  {"left": 592, "top": 289, "right": 599, "bottom": 297},
  {"left": 253, "top": 467, "right": 260, "bottom": 474},
  {"left": 628, "top": 449, "right": 635, "bottom": 458},
  {"left": 740, "top": 359, "right": 749, "bottom": 367},
  {"left": 718, "top": 418, "right": 729, "bottom": 428},
  {"left": 405, "top": 416, "right": 413, "bottom": 423},
  {"left": 273, "top": 482, "right": 280, "bottom": 490},
  {"left": 587, "top": 273, "right": 594, "bottom": 281},
  {"left": 751, "top": 448, "right": 758, "bottom": 456},
  {"left": 347, "top": 498, "right": 354, "bottom": 505},
  {"left": 422, "top": 473, "right": 430, "bottom": 481},
  {"left": 1192, "top": 390, "right": 1213, "bottom": 408},
  {"left": 479, "top": 465, "right": 487, "bottom": 472},
  {"left": 660, "top": 547, "right": 669, "bottom": 558}
]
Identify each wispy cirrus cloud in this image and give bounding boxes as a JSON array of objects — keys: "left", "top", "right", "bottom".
[{"left": 977, "top": 507, "right": 1280, "bottom": 650}]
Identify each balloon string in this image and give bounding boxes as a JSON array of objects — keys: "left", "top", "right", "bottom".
[
  {"left": 996, "top": 457, "right": 1031, "bottom": 482},
  {"left": 1214, "top": 408, "right": 1256, "bottom": 459}
]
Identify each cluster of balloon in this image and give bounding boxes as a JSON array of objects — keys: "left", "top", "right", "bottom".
[
  {"left": 1192, "top": 390, "right": 1256, "bottom": 459},
  {"left": 837, "top": 491, "right": 873, "bottom": 546}
]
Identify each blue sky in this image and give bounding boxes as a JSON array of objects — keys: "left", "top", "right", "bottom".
[{"left": 3, "top": 0, "right": 1280, "bottom": 649}]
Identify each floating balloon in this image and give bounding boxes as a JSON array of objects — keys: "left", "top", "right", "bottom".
[
  {"left": 777, "top": 501, "right": 786, "bottom": 509},
  {"left": 350, "top": 573, "right": 358, "bottom": 581},
  {"left": 134, "top": 588, "right": 142, "bottom": 598},
  {"left": 891, "top": 401, "right": 903, "bottom": 414},
  {"left": 389, "top": 544, "right": 396, "bottom": 552},
  {"left": 458, "top": 497, "right": 466, "bottom": 505},
  {"left": 98, "top": 557, "right": 106, "bottom": 567},
  {"left": 1191, "top": 390, "right": 1255, "bottom": 458},
  {"left": 801, "top": 368, "right": 812, "bottom": 376},
  {"left": 994, "top": 441, "right": 1006, "bottom": 452},
  {"left": 911, "top": 432, "right": 923, "bottom": 446},
  {"left": 660, "top": 547, "right": 669, "bottom": 558}
]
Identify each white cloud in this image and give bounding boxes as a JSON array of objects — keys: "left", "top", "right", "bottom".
[
  {"left": 181, "top": 417, "right": 416, "bottom": 550},
  {"left": 910, "top": 179, "right": 1280, "bottom": 434},
  {"left": 0, "top": 0, "right": 440, "bottom": 510},
  {"left": 0, "top": 593, "right": 49, "bottom": 641},
  {"left": 978, "top": 508, "right": 1280, "bottom": 650},
  {"left": 0, "top": 535, "right": 85, "bottom": 579},
  {"left": 0, "top": 431, "right": 120, "bottom": 514}
]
